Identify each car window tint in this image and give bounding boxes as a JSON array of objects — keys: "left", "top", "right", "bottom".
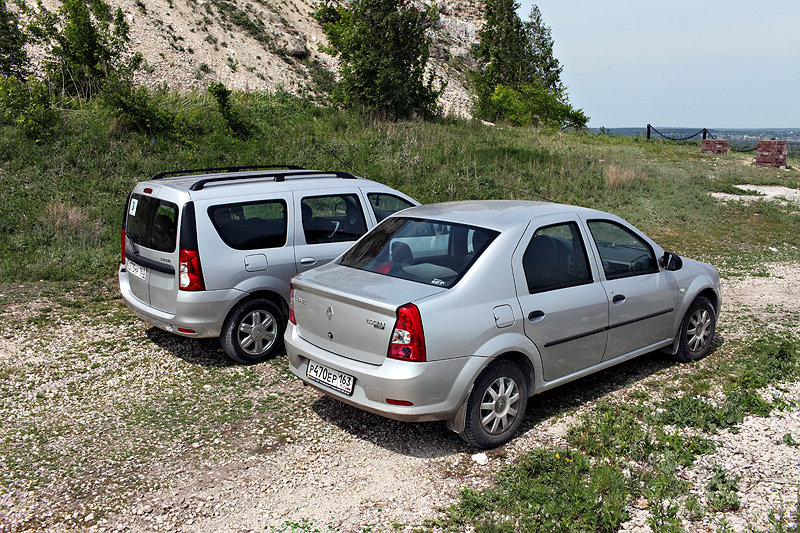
[
  {"left": 587, "top": 220, "right": 659, "bottom": 279},
  {"left": 302, "top": 194, "right": 367, "bottom": 244},
  {"left": 523, "top": 222, "right": 592, "bottom": 293},
  {"left": 208, "top": 199, "right": 287, "bottom": 250},
  {"left": 367, "top": 193, "right": 415, "bottom": 222},
  {"left": 339, "top": 217, "right": 498, "bottom": 288},
  {"left": 126, "top": 194, "right": 179, "bottom": 253}
]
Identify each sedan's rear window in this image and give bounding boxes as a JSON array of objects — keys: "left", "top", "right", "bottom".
[{"left": 338, "top": 217, "right": 498, "bottom": 288}]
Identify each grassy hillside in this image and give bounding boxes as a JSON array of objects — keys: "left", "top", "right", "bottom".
[{"left": 1, "top": 91, "right": 799, "bottom": 283}]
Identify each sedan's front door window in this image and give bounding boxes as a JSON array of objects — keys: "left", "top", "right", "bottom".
[{"left": 587, "top": 220, "right": 659, "bottom": 279}]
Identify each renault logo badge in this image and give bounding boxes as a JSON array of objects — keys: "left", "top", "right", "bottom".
[{"left": 326, "top": 306, "right": 334, "bottom": 320}]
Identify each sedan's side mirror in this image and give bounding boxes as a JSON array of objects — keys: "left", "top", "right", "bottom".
[{"left": 661, "top": 251, "right": 683, "bottom": 271}]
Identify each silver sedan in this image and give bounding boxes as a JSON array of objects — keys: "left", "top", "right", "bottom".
[{"left": 285, "top": 201, "right": 721, "bottom": 448}]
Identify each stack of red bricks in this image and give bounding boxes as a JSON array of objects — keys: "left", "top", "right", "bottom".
[
  {"left": 756, "top": 140, "right": 788, "bottom": 167},
  {"left": 701, "top": 140, "right": 729, "bottom": 154}
]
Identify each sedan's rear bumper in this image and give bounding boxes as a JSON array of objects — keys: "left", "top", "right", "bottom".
[{"left": 285, "top": 322, "right": 487, "bottom": 423}]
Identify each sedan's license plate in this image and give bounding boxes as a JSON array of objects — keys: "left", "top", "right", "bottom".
[
  {"left": 127, "top": 260, "right": 147, "bottom": 281},
  {"left": 307, "top": 361, "right": 354, "bottom": 396}
]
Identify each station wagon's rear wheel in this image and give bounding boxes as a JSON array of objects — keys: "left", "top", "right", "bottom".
[
  {"left": 221, "top": 298, "right": 285, "bottom": 365},
  {"left": 462, "top": 360, "right": 528, "bottom": 449},
  {"left": 674, "top": 296, "right": 716, "bottom": 362}
]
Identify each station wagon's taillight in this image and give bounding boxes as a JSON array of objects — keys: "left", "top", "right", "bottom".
[
  {"left": 179, "top": 249, "right": 205, "bottom": 291},
  {"left": 121, "top": 228, "right": 126, "bottom": 264},
  {"left": 289, "top": 284, "right": 296, "bottom": 325},
  {"left": 388, "top": 303, "right": 426, "bottom": 362}
]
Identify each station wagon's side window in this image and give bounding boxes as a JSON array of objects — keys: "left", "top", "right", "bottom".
[
  {"left": 208, "top": 200, "right": 287, "bottom": 250},
  {"left": 367, "top": 193, "right": 415, "bottom": 222},
  {"left": 587, "top": 220, "right": 659, "bottom": 280},
  {"left": 523, "top": 222, "right": 592, "bottom": 293},
  {"left": 302, "top": 194, "right": 367, "bottom": 244}
]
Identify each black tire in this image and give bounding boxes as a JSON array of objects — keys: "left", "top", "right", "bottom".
[
  {"left": 462, "top": 360, "right": 528, "bottom": 449},
  {"left": 221, "top": 298, "right": 285, "bottom": 365},
  {"left": 674, "top": 296, "right": 716, "bottom": 362}
]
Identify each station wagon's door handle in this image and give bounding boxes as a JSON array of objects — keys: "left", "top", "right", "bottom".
[
  {"left": 300, "top": 257, "right": 317, "bottom": 266},
  {"left": 612, "top": 294, "right": 626, "bottom": 305},
  {"left": 528, "top": 310, "right": 545, "bottom": 322}
]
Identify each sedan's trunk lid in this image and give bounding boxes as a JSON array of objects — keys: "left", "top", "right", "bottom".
[{"left": 292, "top": 265, "right": 446, "bottom": 365}]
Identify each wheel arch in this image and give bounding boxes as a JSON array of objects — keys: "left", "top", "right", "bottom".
[
  {"left": 226, "top": 288, "right": 289, "bottom": 324},
  {"left": 494, "top": 351, "right": 536, "bottom": 397}
]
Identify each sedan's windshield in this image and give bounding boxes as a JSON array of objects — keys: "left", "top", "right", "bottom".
[{"left": 338, "top": 217, "right": 498, "bottom": 288}]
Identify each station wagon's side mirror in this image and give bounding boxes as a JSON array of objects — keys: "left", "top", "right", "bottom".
[{"left": 661, "top": 251, "right": 683, "bottom": 271}]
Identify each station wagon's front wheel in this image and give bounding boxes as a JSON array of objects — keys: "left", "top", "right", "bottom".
[
  {"left": 462, "top": 360, "right": 528, "bottom": 449},
  {"left": 221, "top": 298, "right": 285, "bottom": 365},
  {"left": 674, "top": 296, "right": 716, "bottom": 362}
]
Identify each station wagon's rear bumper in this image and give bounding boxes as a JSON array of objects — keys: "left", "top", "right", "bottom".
[{"left": 119, "top": 265, "right": 241, "bottom": 338}]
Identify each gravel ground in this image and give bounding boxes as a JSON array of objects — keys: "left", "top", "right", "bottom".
[{"left": 1, "top": 261, "right": 799, "bottom": 533}]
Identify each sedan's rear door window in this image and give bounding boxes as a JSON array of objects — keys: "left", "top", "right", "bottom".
[{"left": 523, "top": 222, "right": 592, "bottom": 293}]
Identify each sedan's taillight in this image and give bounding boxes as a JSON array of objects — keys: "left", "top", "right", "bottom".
[
  {"left": 179, "top": 248, "right": 205, "bottom": 291},
  {"left": 388, "top": 303, "right": 426, "bottom": 362}
]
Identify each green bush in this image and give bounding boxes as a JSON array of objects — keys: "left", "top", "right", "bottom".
[
  {"left": 99, "top": 74, "right": 175, "bottom": 134},
  {"left": 208, "top": 81, "right": 252, "bottom": 137},
  {"left": 0, "top": 75, "right": 58, "bottom": 140}
]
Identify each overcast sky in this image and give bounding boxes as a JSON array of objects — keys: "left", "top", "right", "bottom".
[{"left": 515, "top": 1, "right": 800, "bottom": 129}]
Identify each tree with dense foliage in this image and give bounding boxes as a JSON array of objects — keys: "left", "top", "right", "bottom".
[
  {"left": 314, "top": 0, "right": 443, "bottom": 119},
  {"left": 0, "top": 1, "right": 28, "bottom": 78},
  {"left": 472, "top": 0, "right": 588, "bottom": 128},
  {"left": 27, "top": 0, "right": 134, "bottom": 98}
]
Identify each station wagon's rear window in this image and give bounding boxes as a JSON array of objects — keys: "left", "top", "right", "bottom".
[
  {"left": 208, "top": 199, "right": 287, "bottom": 250},
  {"left": 339, "top": 217, "right": 498, "bottom": 288},
  {"left": 126, "top": 194, "right": 179, "bottom": 253}
]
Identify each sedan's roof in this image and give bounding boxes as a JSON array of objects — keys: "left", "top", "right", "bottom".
[{"left": 393, "top": 200, "right": 606, "bottom": 231}]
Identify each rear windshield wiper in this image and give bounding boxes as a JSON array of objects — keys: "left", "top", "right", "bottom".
[{"left": 126, "top": 231, "right": 140, "bottom": 255}]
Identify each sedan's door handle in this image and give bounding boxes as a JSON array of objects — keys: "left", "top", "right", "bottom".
[
  {"left": 300, "top": 257, "right": 317, "bottom": 266},
  {"left": 612, "top": 294, "right": 626, "bottom": 305},
  {"left": 528, "top": 310, "right": 545, "bottom": 322}
]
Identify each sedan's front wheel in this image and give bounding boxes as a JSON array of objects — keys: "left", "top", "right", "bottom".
[
  {"left": 674, "top": 296, "right": 716, "bottom": 362},
  {"left": 462, "top": 360, "right": 528, "bottom": 449}
]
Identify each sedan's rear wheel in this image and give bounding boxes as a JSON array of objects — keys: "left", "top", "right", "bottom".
[
  {"left": 674, "top": 296, "right": 716, "bottom": 362},
  {"left": 221, "top": 298, "right": 285, "bottom": 365},
  {"left": 462, "top": 360, "right": 528, "bottom": 449}
]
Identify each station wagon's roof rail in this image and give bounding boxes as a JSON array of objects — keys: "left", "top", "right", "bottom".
[
  {"left": 188, "top": 169, "right": 359, "bottom": 191},
  {"left": 149, "top": 165, "right": 304, "bottom": 181}
]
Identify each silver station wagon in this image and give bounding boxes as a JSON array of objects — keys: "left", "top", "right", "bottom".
[
  {"left": 285, "top": 200, "right": 721, "bottom": 448},
  {"left": 119, "top": 166, "right": 417, "bottom": 365}
]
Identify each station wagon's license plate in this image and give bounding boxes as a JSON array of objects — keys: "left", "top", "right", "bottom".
[
  {"left": 127, "top": 260, "right": 147, "bottom": 281},
  {"left": 306, "top": 361, "right": 354, "bottom": 396}
]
